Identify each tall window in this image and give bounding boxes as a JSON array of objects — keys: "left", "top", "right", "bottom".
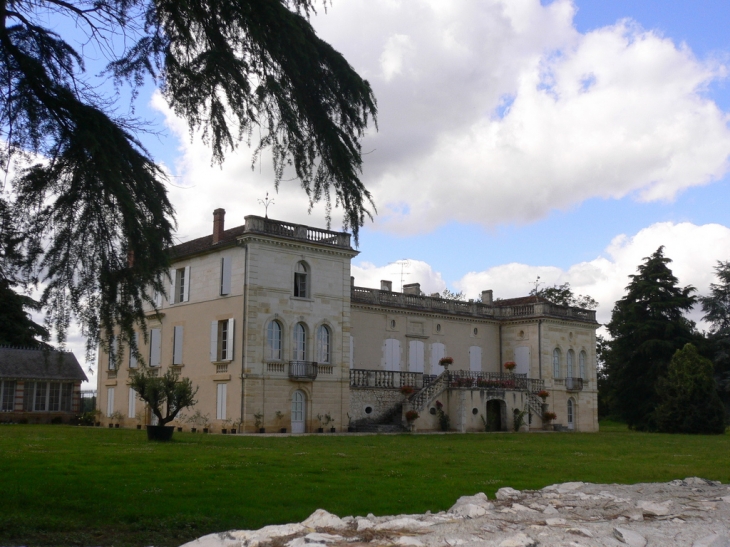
[
  {"left": 149, "top": 328, "right": 162, "bottom": 367},
  {"left": 170, "top": 266, "right": 190, "bottom": 303},
  {"left": 267, "top": 320, "right": 283, "bottom": 360},
  {"left": 293, "top": 323, "right": 307, "bottom": 361},
  {"left": 0, "top": 381, "right": 15, "bottom": 411},
  {"left": 107, "top": 335, "right": 118, "bottom": 370},
  {"left": 553, "top": 348, "right": 561, "bottom": 379},
  {"left": 129, "top": 332, "right": 139, "bottom": 368},
  {"left": 210, "top": 318, "right": 235, "bottom": 361},
  {"left": 316, "top": 325, "right": 331, "bottom": 363},
  {"left": 294, "top": 262, "right": 308, "bottom": 298},
  {"left": 567, "top": 349, "right": 574, "bottom": 378},
  {"left": 579, "top": 351, "right": 587, "bottom": 379},
  {"left": 173, "top": 326, "right": 184, "bottom": 365},
  {"left": 22, "top": 382, "right": 74, "bottom": 412}
]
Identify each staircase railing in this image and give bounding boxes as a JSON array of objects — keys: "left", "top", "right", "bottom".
[{"left": 409, "top": 370, "right": 450, "bottom": 412}]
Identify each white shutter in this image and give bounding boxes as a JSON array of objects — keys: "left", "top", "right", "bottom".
[
  {"left": 183, "top": 266, "right": 191, "bottom": 302},
  {"left": 107, "top": 387, "right": 115, "bottom": 417},
  {"left": 173, "top": 326, "right": 184, "bottom": 365},
  {"left": 128, "top": 387, "right": 136, "bottom": 418},
  {"left": 129, "top": 332, "right": 138, "bottom": 368},
  {"left": 515, "top": 346, "right": 530, "bottom": 376},
  {"left": 154, "top": 290, "right": 162, "bottom": 307},
  {"left": 150, "top": 328, "right": 161, "bottom": 367},
  {"left": 469, "top": 346, "right": 482, "bottom": 372},
  {"left": 210, "top": 321, "right": 218, "bottom": 362},
  {"left": 226, "top": 318, "right": 235, "bottom": 360},
  {"left": 217, "top": 383, "right": 227, "bottom": 420},
  {"left": 169, "top": 268, "right": 177, "bottom": 304},
  {"left": 221, "top": 257, "right": 232, "bottom": 295},
  {"left": 409, "top": 340, "right": 424, "bottom": 373}
]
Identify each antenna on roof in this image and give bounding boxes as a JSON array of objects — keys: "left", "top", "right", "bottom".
[
  {"left": 390, "top": 259, "right": 410, "bottom": 292},
  {"left": 532, "top": 276, "right": 542, "bottom": 301},
  {"left": 258, "top": 192, "right": 275, "bottom": 219}
]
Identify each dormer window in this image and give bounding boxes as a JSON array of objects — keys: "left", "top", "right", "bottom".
[{"left": 294, "top": 262, "right": 308, "bottom": 298}]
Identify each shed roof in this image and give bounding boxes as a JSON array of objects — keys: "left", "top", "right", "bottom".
[{"left": 0, "top": 347, "right": 88, "bottom": 382}]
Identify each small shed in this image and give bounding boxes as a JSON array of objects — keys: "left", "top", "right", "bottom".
[{"left": 0, "top": 347, "right": 88, "bottom": 423}]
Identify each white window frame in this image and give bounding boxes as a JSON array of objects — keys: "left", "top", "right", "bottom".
[
  {"left": 567, "top": 349, "right": 574, "bottom": 378},
  {"left": 107, "top": 387, "right": 115, "bottom": 417},
  {"left": 128, "top": 387, "right": 137, "bottom": 418},
  {"left": 293, "top": 323, "right": 307, "bottom": 361},
  {"left": 293, "top": 262, "right": 308, "bottom": 298},
  {"left": 170, "top": 266, "right": 190, "bottom": 304},
  {"left": 316, "top": 325, "right": 331, "bottom": 364},
  {"left": 0, "top": 380, "right": 16, "bottom": 411},
  {"left": 553, "top": 348, "right": 561, "bottom": 379},
  {"left": 267, "top": 320, "right": 282, "bottom": 361},
  {"left": 173, "top": 325, "right": 184, "bottom": 365},
  {"left": 216, "top": 383, "right": 227, "bottom": 420},
  {"left": 210, "top": 318, "right": 235, "bottom": 362},
  {"left": 149, "top": 328, "right": 162, "bottom": 367}
]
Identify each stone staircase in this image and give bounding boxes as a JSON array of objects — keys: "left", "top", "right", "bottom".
[{"left": 351, "top": 403, "right": 408, "bottom": 433}]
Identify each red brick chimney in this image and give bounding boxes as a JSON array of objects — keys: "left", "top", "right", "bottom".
[{"left": 213, "top": 208, "right": 225, "bottom": 244}]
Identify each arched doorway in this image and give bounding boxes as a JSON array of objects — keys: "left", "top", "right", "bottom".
[
  {"left": 291, "top": 390, "right": 306, "bottom": 433},
  {"left": 567, "top": 398, "right": 575, "bottom": 431},
  {"left": 485, "top": 399, "right": 505, "bottom": 431}
]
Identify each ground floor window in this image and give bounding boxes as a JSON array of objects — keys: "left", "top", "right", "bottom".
[
  {"left": 216, "top": 383, "right": 227, "bottom": 420},
  {"left": 23, "top": 381, "right": 74, "bottom": 412},
  {"left": 0, "top": 380, "right": 16, "bottom": 411}
]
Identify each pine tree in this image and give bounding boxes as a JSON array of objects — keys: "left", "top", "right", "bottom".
[
  {"left": 0, "top": 0, "right": 376, "bottom": 358},
  {"left": 603, "top": 247, "right": 697, "bottom": 430},
  {"left": 699, "top": 261, "right": 730, "bottom": 413},
  {"left": 654, "top": 343, "right": 725, "bottom": 434}
]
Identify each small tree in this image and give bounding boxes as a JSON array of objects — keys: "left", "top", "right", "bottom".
[
  {"left": 654, "top": 344, "right": 725, "bottom": 434},
  {"left": 130, "top": 369, "right": 198, "bottom": 426}
]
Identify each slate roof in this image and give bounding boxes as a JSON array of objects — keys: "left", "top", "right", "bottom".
[
  {"left": 0, "top": 347, "right": 88, "bottom": 382},
  {"left": 168, "top": 224, "right": 247, "bottom": 260}
]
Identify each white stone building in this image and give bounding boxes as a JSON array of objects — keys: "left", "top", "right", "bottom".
[{"left": 97, "top": 211, "right": 599, "bottom": 433}]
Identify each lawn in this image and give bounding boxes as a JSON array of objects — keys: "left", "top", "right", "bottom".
[{"left": 1, "top": 423, "right": 728, "bottom": 547}]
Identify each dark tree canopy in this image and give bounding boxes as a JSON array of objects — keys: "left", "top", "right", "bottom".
[
  {"left": 699, "top": 261, "right": 730, "bottom": 411},
  {"left": 530, "top": 282, "right": 598, "bottom": 310},
  {"left": 654, "top": 343, "right": 725, "bottom": 434},
  {"left": 602, "top": 247, "right": 697, "bottom": 430},
  {"left": 0, "top": 0, "right": 376, "bottom": 359}
]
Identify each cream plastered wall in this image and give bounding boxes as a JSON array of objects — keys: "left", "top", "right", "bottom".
[{"left": 349, "top": 307, "right": 500, "bottom": 374}]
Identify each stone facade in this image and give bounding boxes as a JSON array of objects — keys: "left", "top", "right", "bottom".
[{"left": 96, "top": 211, "right": 599, "bottom": 433}]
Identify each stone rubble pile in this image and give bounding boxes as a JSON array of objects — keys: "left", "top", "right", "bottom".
[{"left": 181, "top": 478, "right": 730, "bottom": 547}]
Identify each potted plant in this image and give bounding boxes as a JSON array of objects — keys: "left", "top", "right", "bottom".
[
  {"left": 504, "top": 361, "right": 517, "bottom": 372},
  {"left": 231, "top": 419, "right": 242, "bottom": 435},
  {"left": 134, "top": 410, "right": 145, "bottom": 430},
  {"left": 439, "top": 357, "right": 454, "bottom": 371},
  {"left": 435, "top": 400, "right": 450, "bottom": 431},
  {"left": 221, "top": 418, "right": 232, "bottom": 434},
  {"left": 186, "top": 410, "right": 207, "bottom": 433},
  {"left": 542, "top": 411, "right": 557, "bottom": 430},
  {"left": 110, "top": 410, "right": 124, "bottom": 428},
  {"left": 399, "top": 385, "right": 415, "bottom": 396},
  {"left": 130, "top": 368, "right": 198, "bottom": 441},
  {"left": 405, "top": 410, "right": 419, "bottom": 432},
  {"left": 537, "top": 390, "right": 550, "bottom": 401},
  {"left": 275, "top": 410, "right": 286, "bottom": 433},
  {"left": 202, "top": 414, "right": 211, "bottom": 434},
  {"left": 254, "top": 411, "right": 264, "bottom": 433},
  {"left": 93, "top": 409, "right": 102, "bottom": 427}
]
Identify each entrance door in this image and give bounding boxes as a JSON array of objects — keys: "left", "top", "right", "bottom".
[
  {"left": 291, "top": 391, "right": 305, "bottom": 433},
  {"left": 486, "top": 400, "right": 503, "bottom": 431},
  {"left": 567, "top": 398, "right": 575, "bottom": 430}
]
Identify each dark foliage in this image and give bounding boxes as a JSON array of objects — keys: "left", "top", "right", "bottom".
[
  {"left": 0, "top": 0, "right": 376, "bottom": 360},
  {"left": 530, "top": 282, "right": 598, "bottom": 309},
  {"left": 699, "top": 261, "right": 730, "bottom": 416},
  {"left": 654, "top": 344, "right": 725, "bottom": 434},
  {"left": 602, "top": 247, "right": 698, "bottom": 431}
]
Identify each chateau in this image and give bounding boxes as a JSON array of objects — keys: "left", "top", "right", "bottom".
[{"left": 97, "top": 211, "right": 599, "bottom": 433}]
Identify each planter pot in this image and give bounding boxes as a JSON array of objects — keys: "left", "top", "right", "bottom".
[
  {"left": 136, "top": 425, "right": 142, "bottom": 430},
  {"left": 221, "top": 429, "right": 227, "bottom": 434},
  {"left": 231, "top": 429, "right": 237, "bottom": 434},
  {"left": 146, "top": 425, "right": 174, "bottom": 441},
  {"left": 317, "top": 427, "right": 324, "bottom": 433},
  {"left": 280, "top": 428, "right": 287, "bottom": 433},
  {"left": 330, "top": 427, "right": 336, "bottom": 433},
  {"left": 177, "top": 427, "right": 182, "bottom": 432},
  {"left": 259, "top": 428, "right": 265, "bottom": 434},
  {"left": 203, "top": 428, "right": 209, "bottom": 434},
  {"left": 191, "top": 428, "right": 197, "bottom": 433}
]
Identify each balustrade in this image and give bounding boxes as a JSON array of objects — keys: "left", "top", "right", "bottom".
[
  {"left": 349, "top": 369, "right": 424, "bottom": 389},
  {"left": 245, "top": 216, "right": 351, "bottom": 249},
  {"left": 289, "top": 361, "right": 318, "bottom": 380}
]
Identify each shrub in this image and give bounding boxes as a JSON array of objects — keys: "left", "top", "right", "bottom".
[
  {"left": 130, "top": 369, "right": 198, "bottom": 426},
  {"left": 543, "top": 411, "right": 557, "bottom": 422},
  {"left": 399, "top": 385, "right": 415, "bottom": 395},
  {"left": 405, "top": 410, "right": 419, "bottom": 423},
  {"left": 654, "top": 343, "right": 726, "bottom": 434}
]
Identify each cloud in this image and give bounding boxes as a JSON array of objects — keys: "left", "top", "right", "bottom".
[
  {"left": 352, "top": 259, "right": 447, "bottom": 295},
  {"left": 456, "top": 221, "right": 730, "bottom": 328}
]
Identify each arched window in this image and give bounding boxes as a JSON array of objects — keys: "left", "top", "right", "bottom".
[
  {"left": 579, "top": 351, "right": 587, "bottom": 379},
  {"left": 316, "top": 325, "right": 331, "bottom": 363},
  {"left": 567, "top": 349, "right": 574, "bottom": 378},
  {"left": 266, "top": 320, "right": 282, "bottom": 361},
  {"left": 567, "top": 398, "right": 575, "bottom": 430},
  {"left": 553, "top": 348, "right": 561, "bottom": 379},
  {"left": 294, "top": 262, "right": 308, "bottom": 298},
  {"left": 293, "top": 323, "right": 307, "bottom": 361}
]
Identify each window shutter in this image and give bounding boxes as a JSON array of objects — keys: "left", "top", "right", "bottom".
[
  {"left": 210, "top": 321, "right": 218, "bottom": 362},
  {"left": 221, "top": 256, "right": 232, "bottom": 295},
  {"left": 226, "top": 318, "right": 234, "bottom": 360},
  {"left": 173, "top": 326, "right": 184, "bottom": 365},
  {"left": 183, "top": 266, "right": 191, "bottom": 302},
  {"left": 217, "top": 383, "right": 227, "bottom": 420},
  {"left": 150, "top": 328, "right": 161, "bottom": 367},
  {"left": 169, "top": 268, "right": 177, "bottom": 304},
  {"left": 128, "top": 388, "right": 136, "bottom": 418},
  {"left": 107, "top": 387, "right": 115, "bottom": 417},
  {"left": 129, "top": 332, "right": 138, "bottom": 368}
]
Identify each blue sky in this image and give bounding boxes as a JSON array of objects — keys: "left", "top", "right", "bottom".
[{"left": 53, "top": 0, "right": 730, "bottom": 381}]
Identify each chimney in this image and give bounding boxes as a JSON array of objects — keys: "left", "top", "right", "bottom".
[
  {"left": 380, "top": 280, "right": 392, "bottom": 292},
  {"left": 213, "top": 208, "right": 225, "bottom": 244},
  {"left": 481, "top": 290, "right": 493, "bottom": 305},
  {"left": 403, "top": 283, "right": 421, "bottom": 295}
]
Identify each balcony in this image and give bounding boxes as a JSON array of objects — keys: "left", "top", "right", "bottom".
[
  {"left": 565, "top": 377, "right": 584, "bottom": 391},
  {"left": 244, "top": 216, "right": 352, "bottom": 249},
  {"left": 350, "top": 369, "right": 424, "bottom": 389},
  {"left": 289, "top": 361, "right": 318, "bottom": 381}
]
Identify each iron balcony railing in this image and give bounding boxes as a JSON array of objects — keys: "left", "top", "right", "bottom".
[
  {"left": 565, "top": 377, "right": 584, "bottom": 391},
  {"left": 289, "top": 361, "right": 318, "bottom": 380}
]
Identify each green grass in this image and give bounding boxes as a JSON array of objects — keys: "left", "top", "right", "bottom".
[{"left": 1, "top": 424, "right": 728, "bottom": 547}]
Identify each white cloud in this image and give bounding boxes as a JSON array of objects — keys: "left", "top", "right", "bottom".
[
  {"left": 456, "top": 221, "right": 730, "bottom": 328},
  {"left": 352, "top": 259, "right": 446, "bottom": 295}
]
